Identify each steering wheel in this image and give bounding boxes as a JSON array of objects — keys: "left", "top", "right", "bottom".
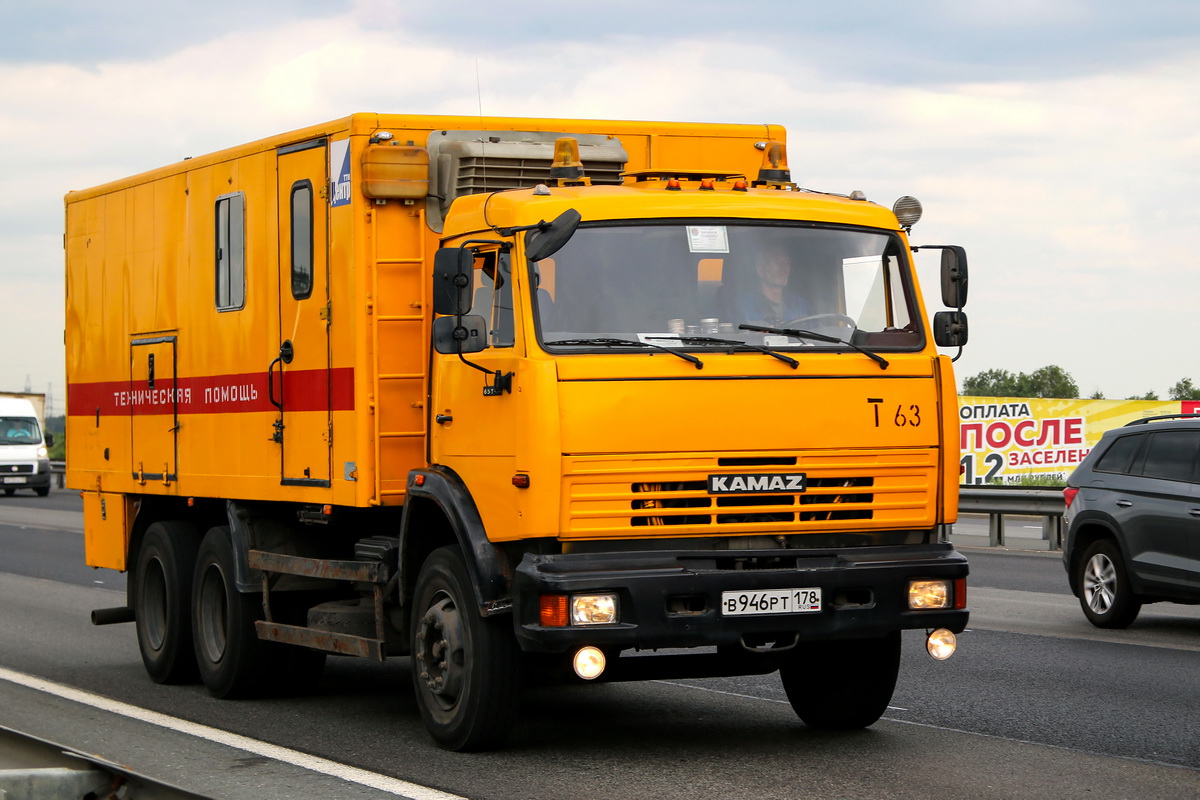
[{"left": 783, "top": 313, "right": 857, "bottom": 330}]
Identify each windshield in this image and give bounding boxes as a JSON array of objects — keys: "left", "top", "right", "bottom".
[
  {"left": 1, "top": 417, "right": 41, "bottom": 445},
  {"left": 532, "top": 222, "right": 921, "bottom": 350}
]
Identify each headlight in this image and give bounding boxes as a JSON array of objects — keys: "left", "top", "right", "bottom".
[
  {"left": 908, "top": 580, "right": 951, "bottom": 609},
  {"left": 571, "top": 594, "right": 618, "bottom": 625}
]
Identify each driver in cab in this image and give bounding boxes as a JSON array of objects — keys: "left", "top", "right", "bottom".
[{"left": 726, "top": 245, "right": 810, "bottom": 326}]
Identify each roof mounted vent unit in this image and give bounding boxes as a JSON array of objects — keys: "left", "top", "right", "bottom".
[{"left": 425, "top": 130, "right": 627, "bottom": 231}]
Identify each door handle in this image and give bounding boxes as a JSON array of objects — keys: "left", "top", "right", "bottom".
[
  {"left": 267, "top": 356, "right": 284, "bottom": 410},
  {"left": 1115, "top": 500, "right": 1133, "bottom": 508},
  {"left": 267, "top": 340, "right": 295, "bottom": 412},
  {"left": 1190, "top": 509, "right": 1200, "bottom": 518}
]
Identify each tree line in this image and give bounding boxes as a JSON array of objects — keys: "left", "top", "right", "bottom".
[{"left": 960, "top": 367, "right": 1200, "bottom": 401}]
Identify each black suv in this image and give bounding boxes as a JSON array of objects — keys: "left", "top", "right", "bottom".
[{"left": 1062, "top": 414, "right": 1200, "bottom": 628}]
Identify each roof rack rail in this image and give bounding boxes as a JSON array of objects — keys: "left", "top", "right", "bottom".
[{"left": 1123, "top": 413, "right": 1200, "bottom": 426}]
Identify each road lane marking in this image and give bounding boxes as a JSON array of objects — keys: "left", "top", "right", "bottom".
[{"left": 0, "top": 666, "right": 465, "bottom": 800}]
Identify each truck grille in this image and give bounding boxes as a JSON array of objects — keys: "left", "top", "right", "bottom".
[
  {"left": 562, "top": 450, "right": 938, "bottom": 539},
  {"left": 631, "top": 477, "right": 874, "bottom": 526},
  {"left": 3, "top": 464, "right": 34, "bottom": 474}
]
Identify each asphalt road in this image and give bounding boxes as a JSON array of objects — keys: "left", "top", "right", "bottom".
[{"left": 0, "top": 490, "right": 1197, "bottom": 799}]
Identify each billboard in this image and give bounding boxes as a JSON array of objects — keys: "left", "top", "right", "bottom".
[{"left": 957, "top": 397, "right": 1200, "bottom": 484}]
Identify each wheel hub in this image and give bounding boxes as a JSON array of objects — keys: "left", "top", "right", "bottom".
[
  {"left": 415, "top": 593, "right": 465, "bottom": 707},
  {"left": 1083, "top": 553, "right": 1116, "bottom": 613}
]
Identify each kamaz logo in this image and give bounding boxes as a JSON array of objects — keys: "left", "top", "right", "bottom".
[{"left": 707, "top": 473, "right": 807, "bottom": 494}]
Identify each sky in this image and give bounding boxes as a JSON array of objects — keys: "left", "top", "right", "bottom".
[{"left": 3, "top": 0, "right": 1199, "bottom": 413}]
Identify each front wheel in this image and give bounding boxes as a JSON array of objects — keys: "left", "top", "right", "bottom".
[
  {"left": 411, "top": 546, "right": 521, "bottom": 751},
  {"left": 780, "top": 632, "right": 901, "bottom": 730},
  {"left": 1077, "top": 539, "right": 1141, "bottom": 628}
]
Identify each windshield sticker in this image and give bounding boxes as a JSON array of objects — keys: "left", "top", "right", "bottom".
[
  {"left": 686, "top": 226, "right": 729, "bottom": 253},
  {"left": 330, "top": 139, "right": 351, "bottom": 207},
  {"left": 637, "top": 333, "right": 685, "bottom": 347}
]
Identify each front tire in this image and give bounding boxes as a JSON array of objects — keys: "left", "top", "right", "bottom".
[
  {"left": 780, "top": 632, "right": 901, "bottom": 730},
  {"left": 134, "top": 521, "right": 201, "bottom": 684},
  {"left": 1077, "top": 539, "right": 1141, "bottom": 628},
  {"left": 411, "top": 546, "right": 520, "bottom": 751}
]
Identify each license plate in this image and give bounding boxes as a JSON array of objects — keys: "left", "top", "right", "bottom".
[
  {"left": 2, "top": 477, "right": 25, "bottom": 484},
  {"left": 721, "top": 588, "right": 821, "bottom": 616}
]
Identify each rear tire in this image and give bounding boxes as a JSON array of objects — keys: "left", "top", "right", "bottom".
[
  {"left": 192, "top": 526, "right": 272, "bottom": 697},
  {"left": 191, "top": 526, "right": 325, "bottom": 698},
  {"left": 134, "top": 521, "right": 201, "bottom": 684},
  {"left": 780, "top": 632, "right": 901, "bottom": 730},
  {"left": 1077, "top": 539, "right": 1141, "bottom": 628},
  {"left": 411, "top": 546, "right": 520, "bottom": 751}
]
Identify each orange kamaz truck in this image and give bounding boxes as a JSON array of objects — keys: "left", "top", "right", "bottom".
[{"left": 66, "top": 114, "right": 971, "bottom": 750}]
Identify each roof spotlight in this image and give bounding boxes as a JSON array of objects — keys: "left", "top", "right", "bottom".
[{"left": 892, "top": 196, "right": 923, "bottom": 230}]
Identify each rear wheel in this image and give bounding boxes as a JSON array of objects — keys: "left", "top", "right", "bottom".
[
  {"left": 134, "top": 521, "right": 201, "bottom": 683},
  {"left": 191, "top": 526, "right": 324, "bottom": 697},
  {"left": 780, "top": 632, "right": 901, "bottom": 730},
  {"left": 1077, "top": 539, "right": 1141, "bottom": 628},
  {"left": 411, "top": 546, "right": 521, "bottom": 751}
]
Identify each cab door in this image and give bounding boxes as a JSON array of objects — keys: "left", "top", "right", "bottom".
[{"left": 273, "top": 140, "right": 331, "bottom": 486}]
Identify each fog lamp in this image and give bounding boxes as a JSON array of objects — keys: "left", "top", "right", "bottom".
[
  {"left": 573, "top": 646, "right": 606, "bottom": 680},
  {"left": 926, "top": 628, "right": 957, "bottom": 660},
  {"left": 908, "top": 580, "right": 950, "bottom": 609},
  {"left": 571, "top": 594, "right": 618, "bottom": 625}
]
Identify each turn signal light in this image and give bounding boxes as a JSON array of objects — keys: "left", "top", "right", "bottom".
[{"left": 539, "top": 594, "right": 569, "bottom": 627}]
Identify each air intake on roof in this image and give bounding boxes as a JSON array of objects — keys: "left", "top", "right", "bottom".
[{"left": 425, "top": 131, "right": 627, "bottom": 231}]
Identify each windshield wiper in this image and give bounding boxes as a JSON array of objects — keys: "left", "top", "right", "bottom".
[
  {"left": 738, "top": 324, "right": 889, "bottom": 370},
  {"left": 645, "top": 336, "right": 798, "bottom": 369},
  {"left": 544, "top": 338, "right": 703, "bottom": 369}
]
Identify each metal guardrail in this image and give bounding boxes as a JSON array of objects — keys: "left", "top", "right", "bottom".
[
  {"left": 0, "top": 724, "right": 204, "bottom": 799},
  {"left": 957, "top": 486, "right": 1066, "bottom": 549}
]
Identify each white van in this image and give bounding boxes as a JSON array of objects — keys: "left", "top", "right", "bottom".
[{"left": 0, "top": 397, "right": 51, "bottom": 496}]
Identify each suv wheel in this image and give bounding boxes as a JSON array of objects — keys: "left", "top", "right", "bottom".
[{"left": 1076, "top": 539, "right": 1141, "bottom": 629}]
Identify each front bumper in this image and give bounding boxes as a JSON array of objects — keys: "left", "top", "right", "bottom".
[
  {"left": 0, "top": 460, "right": 50, "bottom": 490},
  {"left": 512, "top": 543, "right": 968, "bottom": 653}
]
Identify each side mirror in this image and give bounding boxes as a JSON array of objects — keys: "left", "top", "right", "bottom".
[
  {"left": 525, "top": 208, "right": 582, "bottom": 262},
  {"left": 44, "top": 433, "right": 55, "bottom": 448},
  {"left": 933, "top": 310, "right": 969, "bottom": 348},
  {"left": 432, "top": 314, "right": 488, "bottom": 354},
  {"left": 433, "top": 247, "right": 474, "bottom": 315},
  {"left": 939, "top": 246, "right": 968, "bottom": 308}
]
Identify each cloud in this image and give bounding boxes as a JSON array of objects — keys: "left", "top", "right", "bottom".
[{"left": 2, "top": 3, "right": 1199, "bottom": 401}]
